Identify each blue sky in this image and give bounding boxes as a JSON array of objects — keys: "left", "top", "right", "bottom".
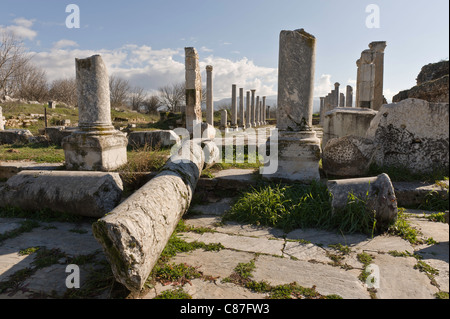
[{"left": 1, "top": 0, "right": 449, "bottom": 104}]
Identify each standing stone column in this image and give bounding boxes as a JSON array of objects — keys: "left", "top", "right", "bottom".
[
  {"left": 239, "top": 88, "right": 245, "bottom": 130},
  {"left": 357, "top": 49, "right": 375, "bottom": 108},
  {"left": 277, "top": 30, "right": 316, "bottom": 130},
  {"left": 262, "top": 96, "right": 267, "bottom": 125},
  {"left": 370, "top": 41, "right": 387, "bottom": 111},
  {"left": 355, "top": 58, "right": 361, "bottom": 108},
  {"left": 246, "top": 91, "right": 251, "bottom": 128},
  {"left": 334, "top": 83, "right": 340, "bottom": 107},
  {"left": 346, "top": 85, "right": 353, "bottom": 107},
  {"left": 220, "top": 109, "right": 228, "bottom": 131},
  {"left": 319, "top": 97, "right": 325, "bottom": 125},
  {"left": 250, "top": 89, "right": 256, "bottom": 127},
  {"left": 0, "top": 106, "right": 4, "bottom": 130},
  {"left": 259, "top": 100, "right": 263, "bottom": 125},
  {"left": 62, "top": 54, "right": 127, "bottom": 171},
  {"left": 255, "top": 96, "right": 260, "bottom": 126},
  {"left": 355, "top": 41, "right": 386, "bottom": 110},
  {"left": 264, "top": 29, "right": 320, "bottom": 182},
  {"left": 185, "top": 47, "right": 202, "bottom": 133},
  {"left": 206, "top": 65, "right": 214, "bottom": 126},
  {"left": 339, "top": 93, "right": 345, "bottom": 107},
  {"left": 231, "top": 84, "right": 238, "bottom": 129}
]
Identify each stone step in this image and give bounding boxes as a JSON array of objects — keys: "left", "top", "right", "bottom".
[{"left": 1, "top": 160, "right": 447, "bottom": 209}]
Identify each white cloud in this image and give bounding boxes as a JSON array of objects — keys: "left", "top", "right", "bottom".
[
  {"left": 52, "top": 39, "right": 79, "bottom": 49},
  {"left": 30, "top": 44, "right": 278, "bottom": 101},
  {"left": 30, "top": 45, "right": 185, "bottom": 91},
  {"left": 0, "top": 17, "right": 37, "bottom": 40},
  {"left": 13, "top": 17, "right": 34, "bottom": 28},
  {"left": 200, "top": 46, "right": 213, "bottom": 53},
  {"left": 200, "top": 56, "right": 278, "bottom": 100},
  {"left": 314, "top": 74, "right": 333, "bottom": 97},
  {"left": 383, "top": 88, "right": 396, "bottom": 103}
]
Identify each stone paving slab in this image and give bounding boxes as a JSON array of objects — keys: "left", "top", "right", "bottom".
[
  {"left": 252, "top": 254, "right": 371, "bottom": 299},
  {"left": 180, "top": 232, "right": 285, "bottom": 257},
  {"left": 372, "top": 253, "right": 440, "bottom": 299},
  {"left": 0, "top": 201, "right": 448, "bottom": 299},
  {"left": 171, "top": 249, "right": 255, "bottom": 280}
]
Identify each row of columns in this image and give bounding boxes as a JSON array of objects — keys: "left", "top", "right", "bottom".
[
  {"left": 206, "top": 64, "right": 268, "bottom": 130},
  {"left": 319, "top": 83, "right": 353, "bottom": 125}
]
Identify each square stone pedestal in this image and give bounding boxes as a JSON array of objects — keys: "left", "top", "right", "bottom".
[
  {"left": 262, "top": 130, "right": 321, "bottom": 182},
  {"left": 62, "top": 131, "right": 128, "bottom": 171}
]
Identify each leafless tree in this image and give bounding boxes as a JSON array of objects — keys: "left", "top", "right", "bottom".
[
  {"left": 128, "top": 86, "right": 147, "bottom": 110},
  {"left": 13, "top": 62, "right": 49, "bottom": 101},
  {"left": 109, "top": 75, "right": 130, "bottom": 108},
  {"left": 0, "top": 30, "right": 30, "bottom": 97},
  {"left": 158, "top": 82, "right": 185, "bottom": 112},
  {"left": 141, "top": 94, "right": 161, "bottom": 114},
  {"left": 49, "top": 78, "right": 77, "bottom": 106}
]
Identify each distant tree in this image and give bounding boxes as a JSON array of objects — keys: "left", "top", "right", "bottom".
[
  {"left": 0, "top": 30, "right": 30, "bottom": 97},
  {"left": 158, "top": 82, "right": 185, "bottom": 112},
  {"left": 14, "top": 62, "right": 49, "bottom": 102},
  {"left": 141, "top": 94, "right": 161, "bottom": 114},
  {"left": 49, "top": 78, "right": 77, "bottom": 106},
  {"left": 128, "top": 86, "right": 147, "bottom": 111},
  {"left": 109, "top": 75, "right": 130, "bottom": 108}
]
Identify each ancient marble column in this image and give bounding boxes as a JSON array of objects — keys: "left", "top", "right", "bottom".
[
  {"left": 355, "top": 58, "right": 361, "bottom": 108},
  {"left": 239, "top": 88, "right": 245, "bottom": 129},
  {"left": 185, "top": 47, "right": 202, "bottom": 133},
  {"left": 259, "top": 100, "right": 263, "bottom": 125},
  {"left": 62, "top": 54, "right": 127, "bottom": 171},
  {"left": 355, "top": 41, "right": 386, "bottom": 110},
  {"left": 346, "top": 85, "right": 353, "bottom": 107},
  {"left": 0, "top": 106, "right": 4, "bottom": 130},
  {"left": 357, "top": 49, "right": 375, "bottom": 108},
  {"left": 334, "top": 83, "right": 340, "bottom": 108},
  {"left": 246, "top": 91, "right": 251, "bottom": 128},
  {"left": 262, "top": 96, "right": 267, "bottom": 125},
  {"left": 277, "top": 29, "right": 316, "bottom": 130},
  {"left": 220, "top": 109, "right": 228, "bottom": 131},
  {"left": 319, "top": 97, "right": 325, "bottom": 125},
  {"left": 263, "top": 29, "right": 320, "bottom": 182},
  {"left": 255, "top": 95, "right": 260, "bottom": 126},
  {"left": 231, "top": 84, "right": 238, "bottom": 129},
  {"left": 339, "top": 93, "right": 345, "bottom": 107},
  {"left": 206, "top": 65, "right": 214, "bottom": 126},
  {"left": 370, "top": 41, "right": 387, "bottom": 111},
  {"left": 250, "top": 89, "right": 256, "bottom": 127}
]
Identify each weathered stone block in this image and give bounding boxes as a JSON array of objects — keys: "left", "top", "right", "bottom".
[
  {"left": 366, "top": 98, "right": 449, "bottom": 173},
  {"left": 45, "top": 126, "right": 77, "bottom": 146},
  {"left": 327, "top": 173, "right": 398, "bottom": 231},
  {"left": 62, "top": 131, "right": 128, "bottom": 171},
  {"left": 263, "top": 131, "right": 321, "bottom": 182},
  {"left": 0, "top": 129, "right": 33, "bottom": 145},
  {"left": 127, "top": 130, "right": 180, "bottom": 149},
  {"left": 322, "top": 107, "right": 377, "bottom": 147},
  {"left": 322, "top": 135, "right": 380, "bottom": 177},
  {"left": 0, "top": 170, "right": 123, "bottom": 218}
]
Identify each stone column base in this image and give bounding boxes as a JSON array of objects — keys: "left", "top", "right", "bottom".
[
  {"left": 62, "top": 130, "right": 128, "bottom": 171},
  {"left": 263, "top": 130, "right": 321, "bottom": 182}
]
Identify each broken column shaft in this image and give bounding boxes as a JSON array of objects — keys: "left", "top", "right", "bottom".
[{"left": 92, "top": 139, "right": 218, "bottom": 292}]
